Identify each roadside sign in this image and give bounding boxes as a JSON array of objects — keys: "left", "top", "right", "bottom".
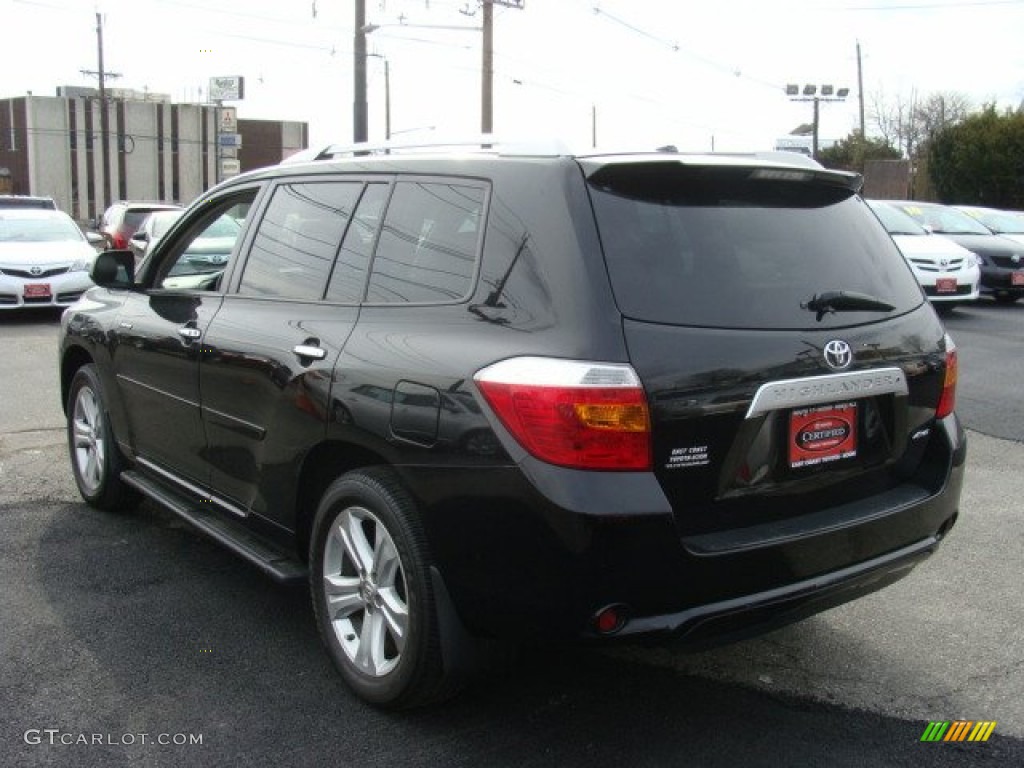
[
  {"left": 219, "top": 107, "right": 237, "bottom": 133},
  {"left": 218, "top": 133, "right": 242, "bottom": 148},
  {"left": 209, "top": 76, "right": 245, "bottom": 102},
  {"left": 220, "top": 159, "right": 241, "bottom": 177}
]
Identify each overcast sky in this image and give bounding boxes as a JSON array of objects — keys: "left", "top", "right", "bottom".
[{"left": 3, "top": 0, "right": 1023, "bottom": 152}]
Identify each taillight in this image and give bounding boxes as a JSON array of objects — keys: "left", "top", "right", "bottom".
[
  {"left": 935, "top": 334, "right": 958, "bottom": 418},
  {"left": 474, "top": 357, "right": 652, "bottom": 471},
  {"left": 112, "top": 233, "right": 126, "bottom": 249}
]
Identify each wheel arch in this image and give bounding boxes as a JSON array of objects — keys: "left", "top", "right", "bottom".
[
  {"left": 294, "top": 440, "right": 396, "bottom": 562},
  {"left": 60, "top": 345, "right": 95, "bottom": 415}
]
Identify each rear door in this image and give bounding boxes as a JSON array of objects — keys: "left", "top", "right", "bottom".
[{"left": 585, "top": 159, "right": 951, "bottom": 538}]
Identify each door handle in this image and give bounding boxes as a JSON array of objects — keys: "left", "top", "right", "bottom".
[
  {"left": 293, "top": 344, "right": 327, "bottom": 360},
  {"left": 178, "top": 327, "right": 202, "bottom": 340}
]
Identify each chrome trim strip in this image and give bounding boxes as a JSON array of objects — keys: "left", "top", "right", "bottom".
[
  {"left": 136, "top": 457, "right": 248, "bottom": 518},
  {"left": 116, "top": 375, "right": 199, "bottom": 408},
  {"left": 745, "top": 367, "right": 908, "bottom": 419},
  {"left": 201, "top": 406, "right": 266, "bottom": 440}
]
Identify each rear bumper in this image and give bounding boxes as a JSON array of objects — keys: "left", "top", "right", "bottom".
[
  {"left": 408, "top": 413, "right": 966, "bottom": 645},
  {"left": 614, "top": 533, "right": 941, "bottom": 646}
]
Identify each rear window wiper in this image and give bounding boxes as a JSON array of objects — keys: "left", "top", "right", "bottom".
[{"left": 801, "top": 290, "right": 895, "bottom": 321}]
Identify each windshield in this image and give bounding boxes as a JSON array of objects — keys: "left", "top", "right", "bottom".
[
  {"left": 0, "top": 214, "right": 85, "bottom": 242},
  {"left": 589, "top": 165, "right": 923, "bottom": 330},
  {"left": 204, "top": 214, "right": 241, "bottom": 238},
  {"left": 895, "top": 203, "right": 992, "bottom": 235},
  {"left": 868, "top": 202, "right": 927, "bottom": 236},
  {"left": 150, "top": 211, "right": 183, "bottom": 238},
  {"left": 962, "top": 208, "right": 1024, "bottom": 235}
]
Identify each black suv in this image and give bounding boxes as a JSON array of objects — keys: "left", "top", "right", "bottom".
[{"left": 59, "top": 140, "right": 966, "bottom": 708}]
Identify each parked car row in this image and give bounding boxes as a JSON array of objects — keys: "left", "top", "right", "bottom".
[
  {"left": 873, "top": 200, "right": 1024, "bottom": 305},
  {"left": 866, "top": 201, "right": 980, "bottom": 311},
  {"left": 5, "top": 189, "right": 1024, "bottom": 316}
]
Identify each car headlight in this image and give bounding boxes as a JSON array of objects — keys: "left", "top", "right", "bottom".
[
  {"left": 70, "top": 256, "right": 95, "bottom": 272},
  {"left": 971, "top": 252, "right": 985, "bottom": 267}
]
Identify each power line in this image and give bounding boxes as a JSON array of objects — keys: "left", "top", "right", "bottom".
[{"left": 589, "top": 5, "right": 784, "bottom": 91}]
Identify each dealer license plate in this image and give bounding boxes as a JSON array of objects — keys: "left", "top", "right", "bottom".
[
  {"left": 23, "top": 283, "right": 52, "bottom": 299},
  {"left": 935, "top": 277, "right": 957, "bottom": 294},
  {"left": 1012, "top": 272, "right": 1024, "bottom": 287},
  {"left": 789, "top": 402, "right": 858, "bottom": 469}
]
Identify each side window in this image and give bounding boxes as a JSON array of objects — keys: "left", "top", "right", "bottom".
[
  {"left": 325, "top": 183, "right": 388, "bottom": 303},
  {"left": 238, "top": 182, "right": 361, "bottom": 300},
  {"left": 157, "top": 191, "right": 256, "bottom": 291},
  {"left": 366, "top": 181, "right": 485, "bottom": 304}
]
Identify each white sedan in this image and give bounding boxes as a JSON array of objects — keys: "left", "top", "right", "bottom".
[
  {"left": 868, "top": 200, "right": 980, "bottom": 309},
  {"left": 0, "top": 209, "right": 98, "bottom": 310}
]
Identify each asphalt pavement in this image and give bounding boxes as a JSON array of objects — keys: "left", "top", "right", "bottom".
[{"left": 1, "top": 304, "right": 1021, "bottom": 767}]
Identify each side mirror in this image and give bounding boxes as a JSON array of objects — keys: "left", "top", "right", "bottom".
[{"left": 90, "top": 250, "right": 136, "bottom": 288}]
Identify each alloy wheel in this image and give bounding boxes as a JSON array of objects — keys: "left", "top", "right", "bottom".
[
  {"left": 71, "top": 385, "right": 106, "bottom": 496},
  {"left": 322, "top": 505, "right": 409, "bottom": 677}
]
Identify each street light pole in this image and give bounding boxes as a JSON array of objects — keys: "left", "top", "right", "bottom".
[{"left": 785, "top": 83, "right": 849, "bottom": 160}]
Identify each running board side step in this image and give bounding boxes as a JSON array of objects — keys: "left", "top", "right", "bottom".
[{"left": 121, "top": 470, "right": 307, "bottom": 585}]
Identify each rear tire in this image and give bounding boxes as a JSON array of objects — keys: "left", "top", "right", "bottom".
[
  {"left": 66, "top": 364, "right": 139, "bottom": 511},
  {"left": 309, "top": 468, "right": 455, "bottom": 708}
]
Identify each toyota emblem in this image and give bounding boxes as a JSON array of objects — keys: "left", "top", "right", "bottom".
[
  {"left": 29, "top": 266, "right": 43, "bottom": 276},
  {"left": 824, "top": 340, "right": 853, "bottom": 371},
  {"left": 939, "top": 258, "right": 949, "bottom": 268}
]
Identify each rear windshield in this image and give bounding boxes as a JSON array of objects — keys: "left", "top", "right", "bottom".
[{"left": 588, "top": 163, "right": 924, "bottom": 329}]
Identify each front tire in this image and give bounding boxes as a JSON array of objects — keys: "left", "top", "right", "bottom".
[
  {"left": 67, "top": 364, "right": 138, "bottom": 511},
  {"left": 310, "top": 468, "right": 453, "bottom": 708}
]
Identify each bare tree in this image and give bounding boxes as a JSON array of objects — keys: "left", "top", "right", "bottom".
[{"left": 869, "top": 89, "right": 972, "bottom": 159}]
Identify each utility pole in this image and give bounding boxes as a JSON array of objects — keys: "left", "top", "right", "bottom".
[
  {"left": 480, "top": 1, "right": 523, "bottom": 135},
  {"left": 481, "top": 1, "right": 493, "bottom": 134},
  {"left": 80, "top": 13, "right": 122, "bottom": 216},
  {"left": 856, "top": 41, "right": 865, "bottom": 139},
  {"left": 354, "top": 0, "right": 368, "bottom": 143}
]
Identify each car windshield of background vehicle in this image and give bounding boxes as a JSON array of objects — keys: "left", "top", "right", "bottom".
[
  {"left": 0, "top": 215, "right": 85, "bottom": 243},
  {"left": 151, "top": 211, "right": 183, "bottom": 237},
  {"left": 901, "top": 205, "right": 991, "bottom": 236},
  {"left": 869, "top": 202, "right": 927, "bottom": 236}
]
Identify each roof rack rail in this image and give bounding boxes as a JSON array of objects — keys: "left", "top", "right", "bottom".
[{"left": 281, "top": 134, "right": 573, "bottom": 164}]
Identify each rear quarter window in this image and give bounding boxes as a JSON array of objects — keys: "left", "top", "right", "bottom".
[{"left": 588, "top": 163, "right": 924, "bottom": 329}]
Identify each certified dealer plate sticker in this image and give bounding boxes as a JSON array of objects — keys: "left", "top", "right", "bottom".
[
  {"left": 789, "top": 401, "right": 857, "bottom": 469},
  {"left": 935, "top": 277, "right": 957, "bottom": 293},
  {"left": 23, "top": 283, "right": 52, "bottom": 298}
]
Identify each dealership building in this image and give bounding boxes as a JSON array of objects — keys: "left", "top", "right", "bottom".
[{"left": 0, "top": 87, "right": 307, "bottom": 222}]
